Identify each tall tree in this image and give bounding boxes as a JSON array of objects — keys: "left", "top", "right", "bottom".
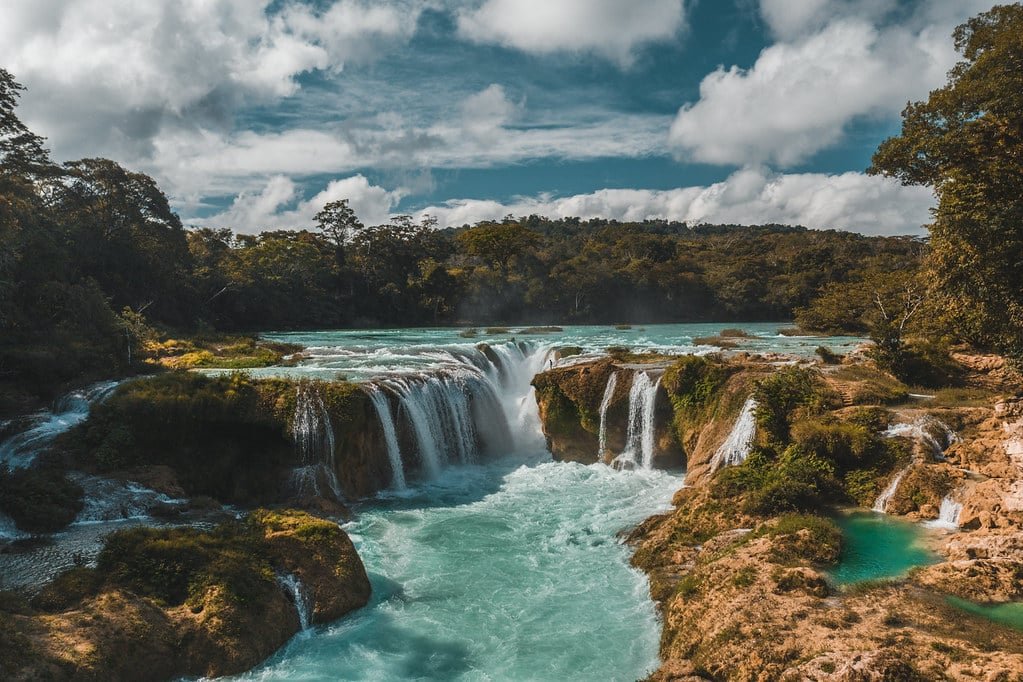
[{"left": 869, "top": 3, "right": 1023, "bottom": 359}]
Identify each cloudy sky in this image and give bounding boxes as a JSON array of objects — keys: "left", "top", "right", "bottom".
[{"left": 0, "top": 0, "right": 992, "bottom": 234}]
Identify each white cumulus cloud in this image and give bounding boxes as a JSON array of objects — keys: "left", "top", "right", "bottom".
[
  {"left": 456, "top": 0, "right": 688, "bottom": 66},
  {"left": 670, "top": 1, "right": 992, "bottom": 167},
  {"left": 416, "top": 168, "right": 934, "bottom": 235},
  {"left": 203, "top": 174, "right": 403, "bottom": 232}
]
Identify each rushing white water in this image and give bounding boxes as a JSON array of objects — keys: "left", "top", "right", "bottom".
[
  {"left": 873, "top": 467, "right": 911, "bottom": 513},
  {"left": 710, "top": 396, "right": 758, "bottom": 472},
  {"left": 596, "top": 373, "right": 619, "bottom": 461},
  {"left": 367, "top": 388, "right": 407, "bottom": 490},
  {"left": 364, "top": 342, "right": 549, "bottom": 485},
  {"left": 925, "top": 494, "right": 963, "bottom": 530},
  {"left": 232, "top": 458, "right": 682, "bottom": 682},
  {"left": 614, "top": 372, "right": 661, "bottom": 470},
  {"left": 0, "top": 380, "right": 120, "bottom": 469},
  {"left": 291, "top": 384, "right": 342, "bottom": 501},
  {"left": 73, "top": 474, "right": 185, "bottom": 524},
  {"left": 278, "top": 573, "right": 313, "bottom": 633},
  {"left": 883, "top": 416, "right": 957, "bottom": 459}
]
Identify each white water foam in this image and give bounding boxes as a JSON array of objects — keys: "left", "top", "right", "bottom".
[
  {"left": 873, "top": 466, "right": 911, "bottom": 513},
  {"left": 709, "top": 396, "right": 757, "bottom": 472},
  {"left": 0, "top": 380, "right": 121, "bottom": 469}
]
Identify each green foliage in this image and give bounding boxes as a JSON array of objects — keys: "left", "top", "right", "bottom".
[
  {"left": 869, "top": 5, "right": 1023, "bottom": 360},
  {"left": 731, "top": 565, "right": 758, "bottom": 588},
  {"left": 0, "top": 467, "right": 83, "bottom": 533},
  {"left": 754, "top": 513, "right": 843, "bottom": 565},
  {"left": 715, "top": 446, "right": 841, "bottom": 515},
  {"left": 753, "top": 367, "right": 828, "bottom": 446}
]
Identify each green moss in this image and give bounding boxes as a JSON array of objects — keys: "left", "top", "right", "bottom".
[
  {"left": 0, "top": 467, "right": 84, "bottom": 533},
  {"left": 731, "top": 565, "right": 758, "bottom": 587},
  {"left": 556, "top": 346, "right": 583, "bottom": 358},
  {"left": 64, "top": 373, "right": 368, "bottom": 503},
  {"left": 754, "top": 514, "right": 842, "bottom": 565},
  {"left": 97, "top": 522, "right": 274, "bottom": 608}
]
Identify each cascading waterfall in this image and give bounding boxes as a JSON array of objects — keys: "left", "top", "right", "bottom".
[
  {"left": 0, "top": 380, "right": 121, "bottom": 469},
  {"left": 277, "top": 573, "right": 312, "bottom": 632},
  {"left": 925, "top": 494, "right": 963, "bottom": 529},
  {"left": 710, "top": 396, "right": 758, "bottom": 472},
  {"left": 597, "top": 373, "right": 619, "bottom": 461},
  {"left": 614, "top": 372, "right": 661, "bottom": 470},
  {"left": 367, "top": 388, "right": 407, "bottom": 490},
  {"left": 367, "top": 341, "right": 549, "bottom": 485},
  {"left": 291, "top": 384, "right": 342, "bottom": 501},
  {"left": 873, "top": 466, "right": 911, "bottom": 513},
  {"left": 883, "top": 416, "right": 957, "bottom": 459}
]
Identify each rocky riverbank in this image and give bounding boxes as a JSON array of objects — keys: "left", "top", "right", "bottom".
[
  {"left": 0, "top": 510, "right": 370, "bottom": 681},
  {"left": 532, "top": 350, "right": 1023, "bottom": 680}
]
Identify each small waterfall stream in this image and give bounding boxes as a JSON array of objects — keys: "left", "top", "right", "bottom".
[
  {"left": 0, "top": 380, "right": 121, "bottom": 469},
  {"left": 291, "top": 385, "right": 342, "bottom": 501},
  {"left": 925, "top": 494, "right": 963, "bottom": 529},
  {"left": 277, "top": 573, "right": 312, "bottom": 633},
  {"left": 597, "top": 373, "right": 619, "bottom": 461},
  {"left": 883, "top": 416, "right": 957, "bottom": 459},
  {"left": 709, "top": 396, "right": 757, "bottom": 472},
  {"left": 614, "top": 372, "right": 661, "bottom": 471},
  {"left": 873, "top": 466, "right": 911, "bottom": 513},
  {"left": 367, "top": 388, "right": 407, "bottom": 490}
]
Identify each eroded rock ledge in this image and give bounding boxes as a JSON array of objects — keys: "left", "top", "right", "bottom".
[{"left": 0, "top": 510, "right": 370, "bottom": 681}]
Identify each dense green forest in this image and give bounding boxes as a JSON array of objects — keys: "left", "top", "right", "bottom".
[{"left": 3, "top": 1, "right": 1022, "bottom": 412}]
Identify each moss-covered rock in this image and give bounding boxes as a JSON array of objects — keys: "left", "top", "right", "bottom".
[
  {"left": 62, "top": 372, "right": 395, "bottom": 504},
  {"left": 0, "top": 509, "right": 370, "bottom": 681},
  {"left": 0, "top": 468, "right": 83, "bottom": 533}
]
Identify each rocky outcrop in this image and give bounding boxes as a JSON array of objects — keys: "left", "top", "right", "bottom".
[
  {"left": 625, "top": 353, "right": 1023, "bottom": 680},
  {"left": 60, "top": 372, "right": 398, "bottom": 509},
  {"left": 532, "top": 359, "right": 683, "bottom": 467},
  {"left": 0, "top": 510, "right": 370, "bottom": 681}
]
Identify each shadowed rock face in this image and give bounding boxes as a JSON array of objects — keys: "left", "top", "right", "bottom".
[
  {"left": 531, "top": 360, "right": 683, "bottom": 469},
  {"left": 0, "top": 510, "right": 370, "bottom": 681}
]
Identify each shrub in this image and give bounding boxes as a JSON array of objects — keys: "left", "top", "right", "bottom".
[
  {"left": 719, "top": 328, "right": 752, "bottom": 338},
  {"left": 0, "top": 467, "right": 84, "bottom": 533},
  {"left": 755, "top": 513, "right": 842, "bottom": 565},
  {"left": 31, "top": 567, "right": 102, "bottom": 611},
  {"left": 754, "top": 367, "right": 829, "bottom": 446},
  {"left": 815, "top": 346, "right": 842, "bottom": 364}
]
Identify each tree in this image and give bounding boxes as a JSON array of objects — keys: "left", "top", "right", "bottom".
[
  {"left": 314, "top": 199, "right": 363, "bottom": 251},
  {"left": 868, "top": 4, "right": 1023, "bottom": 359}
]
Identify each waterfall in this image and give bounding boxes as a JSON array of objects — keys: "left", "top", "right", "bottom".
[
  {"left": 614, "top": 372, "right": 661, "bottom": 470},
  {"left": 367, "top": 341, "right": 549, "bottom": 484},
  {"left": 710, "top": 396, "right": 757, "bottom": 472},
  {"left": 873, "top": 466, "right": 910, "bottom": 513},
  {"left": 367, "top": 388, "right": 407, "bottom": 490},
  {"left": 883, "top": 416, "right": 957, "bottom": 459},
  {"left": 925, "top": 495, "right": 963, "bottom": 529},
  {"left": 277, "top": 573, "right": 312, "bottom": 632},
  {"left": 291, "top": 384, "right": 342, "bottom": 501},
  {"left": 0, "top": 380, "right": 121, "bottom": 469},
  {"left": 597, "top": 373, "right": 619, "bottom": 461}
]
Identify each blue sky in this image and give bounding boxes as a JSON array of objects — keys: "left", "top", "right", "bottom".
[{"left": 0, "top": 0, "right": 995, "bottom": 234}]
